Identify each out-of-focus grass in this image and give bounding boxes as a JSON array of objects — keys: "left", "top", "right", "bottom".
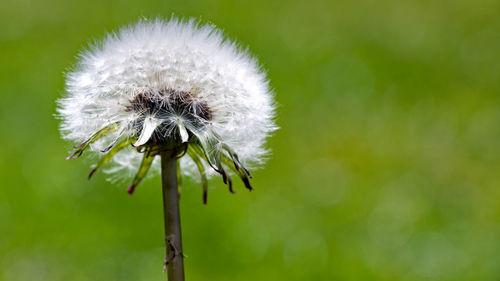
[{"left": 1, "top": 0, "right": 500, "bottom": 280}]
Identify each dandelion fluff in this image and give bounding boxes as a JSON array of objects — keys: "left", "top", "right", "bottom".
[{"left": 57, "top": 18, "right": 277, "bottom": 195}]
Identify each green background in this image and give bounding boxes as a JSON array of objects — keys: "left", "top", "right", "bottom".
[{"left": 1, "top": 0, "right": 500, "bottom": 280}]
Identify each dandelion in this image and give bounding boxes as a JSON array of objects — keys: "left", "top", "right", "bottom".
[{"left": 57, "top": 18, "right": 276, "bottom": 280}]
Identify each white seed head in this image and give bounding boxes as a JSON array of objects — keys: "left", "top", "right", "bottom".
[{"left": 57, "top": 18, "right": 277, "bottom": 189}]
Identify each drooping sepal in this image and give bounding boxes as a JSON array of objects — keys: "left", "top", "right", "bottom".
[
  {"left": 219, "top": 149, "right": 253, "bottom": 191},
  {"left": 188, "top": 135, "right": 253, "bottom": 196},
  {"left": 187, "top": 145, "right": 209, "bottom": 204},
  {"left": 88, "top": 138, "right": 132, "bottom": 179},
  {"left": 127, "top": 153, "right": 155, "bottom": 194},
  {"left": 66, "top": 123, "right": 119, "bottom": 160}
]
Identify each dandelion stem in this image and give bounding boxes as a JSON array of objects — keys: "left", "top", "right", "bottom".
[{"left": 161, "top": 151, "right": 185, "bottom": 281}]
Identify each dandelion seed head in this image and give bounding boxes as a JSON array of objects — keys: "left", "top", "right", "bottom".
[{"left": 57, "top": 18, "right": 277, "bottom": 185}]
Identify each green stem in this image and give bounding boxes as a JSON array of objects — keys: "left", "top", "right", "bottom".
[{"left": 160, "top": 151, "right": 185, "bottom": 281}]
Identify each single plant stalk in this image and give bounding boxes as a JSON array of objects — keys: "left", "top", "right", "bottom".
[{"left": 160, "top": 151, "right": 185, "bottom": 281}]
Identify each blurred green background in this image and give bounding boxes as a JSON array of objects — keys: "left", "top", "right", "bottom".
[{"left": 1, "top": 0, "right": 500, "bottom": 280}]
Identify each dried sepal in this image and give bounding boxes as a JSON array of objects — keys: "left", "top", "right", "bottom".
[
  {"left": 219, "top": 151, "right": 253, "bottom": 191},
  {"left": 191, "top": 137, "right": 252, "bottom": 194},
  {"left": 189, "top": 140, "right": 221, "bottom": 173},
  {"left": 222, "top": 144, "right": 252, "bottom": 178},
  {"left": 127, "top": 152, "right": 155, "bottom": 194},
  {"left": 66, "top": 123, "right": 119, "bottom": 160},
  {"left": 88, "top": 138, "right": 132, "bottom": 179},
  {"left": 187, "top": 145, "right": 209, "bottom": 204}
]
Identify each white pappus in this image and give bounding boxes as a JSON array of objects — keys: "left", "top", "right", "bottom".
[{"left": 57, "top": 18, "right": 277, "bottom": 202}]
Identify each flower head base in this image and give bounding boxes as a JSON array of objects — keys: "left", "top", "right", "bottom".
[{"left": 58, "top": 18, "right": 277, "bottom": 202}]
